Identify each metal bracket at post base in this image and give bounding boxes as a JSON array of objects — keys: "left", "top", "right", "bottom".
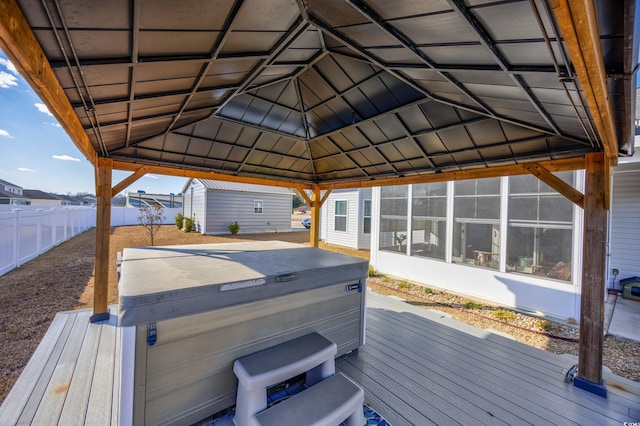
[
  {"left": 574, "top": 376, "right": 607, "bottom": 398},
  {"left": 90, "top": 312, "right": 110, "bottom": 323}
]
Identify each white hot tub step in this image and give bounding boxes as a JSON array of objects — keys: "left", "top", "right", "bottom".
[
  {"left": 253, "top": 372, "right": 365, "bottom": 426},
  {"left": 233, "top": 332, "right": 337, "bottom": 426}
]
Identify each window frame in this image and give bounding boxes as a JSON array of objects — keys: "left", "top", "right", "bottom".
[
  {"left": 363, "top": 199, "right": 371, "bottom": 234},
  {"left": 253, "top": 199, "right": 263, "bottom": 214},
  {"left": 334, "top": 199, "right": 347, "bottom": 232}
]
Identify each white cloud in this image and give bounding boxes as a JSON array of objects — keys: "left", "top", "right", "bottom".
[
  {"left": 0, "top": 71, "right": 18, "bottom": 89},
  {"left": 35, "top": 103, "right": 53, "bottom": 116},
  {"left": 145, "top": 175, "right": 159, "bottom": 179},
  {"left": 0, "top": 58, "right": 18, "bottom": 74},
  {"left": 52, "top": 154, "right": 80, "bottom": 162},
  {"left": 18, "top": 167, "right": 37, "bottom": 172},
  {"left": 0, "top": 129, "right": 13, "bottom": 138}
]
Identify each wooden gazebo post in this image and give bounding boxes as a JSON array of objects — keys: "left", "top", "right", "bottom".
[
  {"left": 310, "top": 186, "right": 321, "bottom": 248},
  {"left": 91, "top": 157, "right": 113, "bottom": 322},
  {"left": 574, "top": 152, "right": 609, "bottom": 396}
]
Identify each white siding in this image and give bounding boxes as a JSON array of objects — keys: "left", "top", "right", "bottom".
[
  {"left": 183, "top": 181, "right": 206, "bottom": 232},
  {"left": 609, "top": 169, "right": 640, "bottom": 282},
  {"left": 320, "top": 189, "right": 371, "bottom": 249},
  {"left": 204, "top": 189, "right": 291, "bottom": 234},
  {"left": 357, "top": 189, "right": 372, "bottom": 250}
]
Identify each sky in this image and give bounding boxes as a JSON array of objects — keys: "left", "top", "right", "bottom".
[{"left": 0, "top": 50, "right": 187, "bottom": 196}]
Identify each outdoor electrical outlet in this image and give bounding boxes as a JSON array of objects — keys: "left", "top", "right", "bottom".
[{"left": 613, "top": 268, "right": 619, "bottom": 275}]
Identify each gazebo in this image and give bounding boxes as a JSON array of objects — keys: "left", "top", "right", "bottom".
[{"left": 0, "top": 0, "right": 637, "bottom": 398}]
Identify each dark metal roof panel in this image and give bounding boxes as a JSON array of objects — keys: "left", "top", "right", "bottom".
[{"left": 7, "top": 0, "right": 636, "bottom": 185}]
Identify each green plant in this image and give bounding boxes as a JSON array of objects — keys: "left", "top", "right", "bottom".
[
  {"left": 368, "top": 265, "right": 376, "bottom": 277},
  {"left": 398, "top": 280, "right": 411, "bottom": 289},
  {"left": 463, "top": 300, "right": 482, "bottom": 309},
  {"left": 535, "top": 320, "right": 551, "bottom": 331},
  {"left": 493, "top": 310, "right": 516, "bottom": 320},
  {"left": 183, "top": 217, "right": 194, "bottom": 232},
  {"left": 174, "top": 212, "right": 184, "bottom": 229},
  {"left": 137, "top": 205, "right": 166, "bottom": 246},
  {"left": 423, "top": 287, "right": 433, "bottom": 295},
  {"left": 394, "top": 233, "right": 407, "bottom": 244},
  {"left": 382, "top": 277, "right": 391, "bottom": 284},
  {"left": 229, "top": 221, "right": 240, "bottom": 235}
]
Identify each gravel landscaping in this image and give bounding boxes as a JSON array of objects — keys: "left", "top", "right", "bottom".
[{"left": 1, "top": 224, "right": 638, "bottom": 404}]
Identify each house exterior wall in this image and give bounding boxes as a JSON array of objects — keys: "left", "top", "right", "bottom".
[
  {"left": 370, "top": 174, "right": 584, "bottom": 321},
  {"left": 609, "top": 167, "right": 640, "bottom": 285},
  {"left": 183, "top": 181, "right": 206, "bottom": 232},
  {"left": 204, "top": 189, "right": 291, "bottom": 234},
  {"left": 29, "top": 199, "right": 63, "bottom": 206},
  {"left": 319, "top": 188, "right": 371, "bottom": 250}
]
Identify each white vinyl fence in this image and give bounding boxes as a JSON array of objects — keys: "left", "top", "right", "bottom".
[
  {"left": 110, "top": 207, "right": 182, "bottom": 227},
  {"left": 0, "top": 207, "right": 95, "bottom": 276},
  {"left": 0, "top": 206, "right": 182, "bottom": 276}
]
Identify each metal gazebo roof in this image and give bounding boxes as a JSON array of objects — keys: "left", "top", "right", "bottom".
[{"left": 1, "top": 0, "right": 637, "bottom": 188}]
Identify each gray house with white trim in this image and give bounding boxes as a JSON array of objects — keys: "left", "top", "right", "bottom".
[
  {"left": 182, "top": 179, "right": 292, "bottom": 234},
  {"left": 319, "top": 188, "right": 372, "bottom": 250}
]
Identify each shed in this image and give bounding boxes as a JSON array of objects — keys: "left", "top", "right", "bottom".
[
  {"left": 320, "top": 188, "right": 372, "bottom": 250},
  {"left": 182, "top": 179, "right": 292, "bottom": 234}
]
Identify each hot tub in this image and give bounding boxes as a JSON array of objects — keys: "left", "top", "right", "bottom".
[{"left": 118, "top": 241, "right": 368, "bottom": 425}]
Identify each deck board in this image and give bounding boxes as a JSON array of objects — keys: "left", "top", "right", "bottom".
[
  {"left": 0, "top": 314, "right": 69, "bottom": 425},
  {"left": 1, "top": 293, "right": 639, "bottom": 426},
  {"left": 32, "top": 310, "right": 92, "bottom": 424},
  {"left": 370, "top": 300, "right": 638, "bottom": 420},
  {"left": 0, "top": 307, "right": 120, "bottom": 426},
  {"left": 335, "top": 292, "right": 640, "bottom": 426}
]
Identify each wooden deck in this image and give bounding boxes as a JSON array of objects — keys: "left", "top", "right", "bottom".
[
  {"left": 338, "top": 292, "right": 640, "bottom": 425},
  {"left": 0, "top": 306, "right": 121, "bottom": 425},
  {"left": 1, "top": 293, "right": 639, "bottom": 425}
]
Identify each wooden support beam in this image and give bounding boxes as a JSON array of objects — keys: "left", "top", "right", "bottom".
[
  {"left": 294, "top": 185, "right": 312, "bottom": 206},
  {"left": 112, "top": 166, "right": 151, "bottom": 198},
  {"left": 310, "top": 186, "right": 321, "bottom": 248},
  {"left": 523, "top": 163, "right": 584, "bottom": 208},
  {"left": 320, "top": 157, "right": 586, "bottom": 191},
  {"left": 112, "top": 161, "right": 299, "bottom": 190},
  {"left": 319, "top": 189, "right": 332, "bottom": 208},
  {"left": 575, "top": 152, "right": 608, "bottom": 397},
  {"left": 0, "top": 0, "right": 96, "bottom": 165},
  {"left": 92, "top": 158, "right": 112, "bottom": 323},
  {"left": 551, "top": 0, "right": 618, "bottom": 165}
]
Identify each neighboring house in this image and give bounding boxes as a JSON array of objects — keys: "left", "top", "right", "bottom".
[
  {"left": 319, "top": 188, "right": 372, "bottom": 250},
  {"left": 126, "top": 192, "right": 183, "bottom": 209},
  {"left": 54, "top": 194, "right": 85, "bottom": 206},
  {"left": 0, "top": 179, "right": 29, "bottom": 205},
  {"left": 23, "top": 189, "right": 65, "bottom": 206},
  {"left": 22, "top": 190, "right": 87, "bottom": 206},
  {"left": 370, "top": 172, "right": 585, "bottom": 321},
  {"left": 182, "top": 179, "right": 292, "bottom": 234}
]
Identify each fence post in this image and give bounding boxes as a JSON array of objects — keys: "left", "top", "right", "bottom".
[
  {"left": 63, "top": 208, "right": 68, "bottom": 240},
  {"left": 37, "top": 209, "right": 43, "bottom": 255},
  {"left": 12, "top": 209, "right": 21, "bottom": 268}
]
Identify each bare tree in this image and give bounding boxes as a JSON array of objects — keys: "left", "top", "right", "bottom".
[{"left": 137, "top": 204, "right": 165, "bottom": 246}]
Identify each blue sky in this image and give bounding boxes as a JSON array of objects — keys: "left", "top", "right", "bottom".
[{"left": 0, "top": 51, "right": 187, "bottom": 196}]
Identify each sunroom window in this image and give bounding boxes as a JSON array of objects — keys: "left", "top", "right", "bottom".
[
  {"left": 379, "top": 186, "right": 408, "bottom": 253},
  {"left": 507, "top": 173, "right": 574, "bottom": 282},
  {"left": 452, "top": 178, "right": 501, "bottom": 269},
  {"left": 411, "top": 182, "right": 447, "bottom": 260}
]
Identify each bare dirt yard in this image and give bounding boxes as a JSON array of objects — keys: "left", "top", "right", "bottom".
[{"left": 1, "top": 223, "right": 638, "bottom": 403}]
